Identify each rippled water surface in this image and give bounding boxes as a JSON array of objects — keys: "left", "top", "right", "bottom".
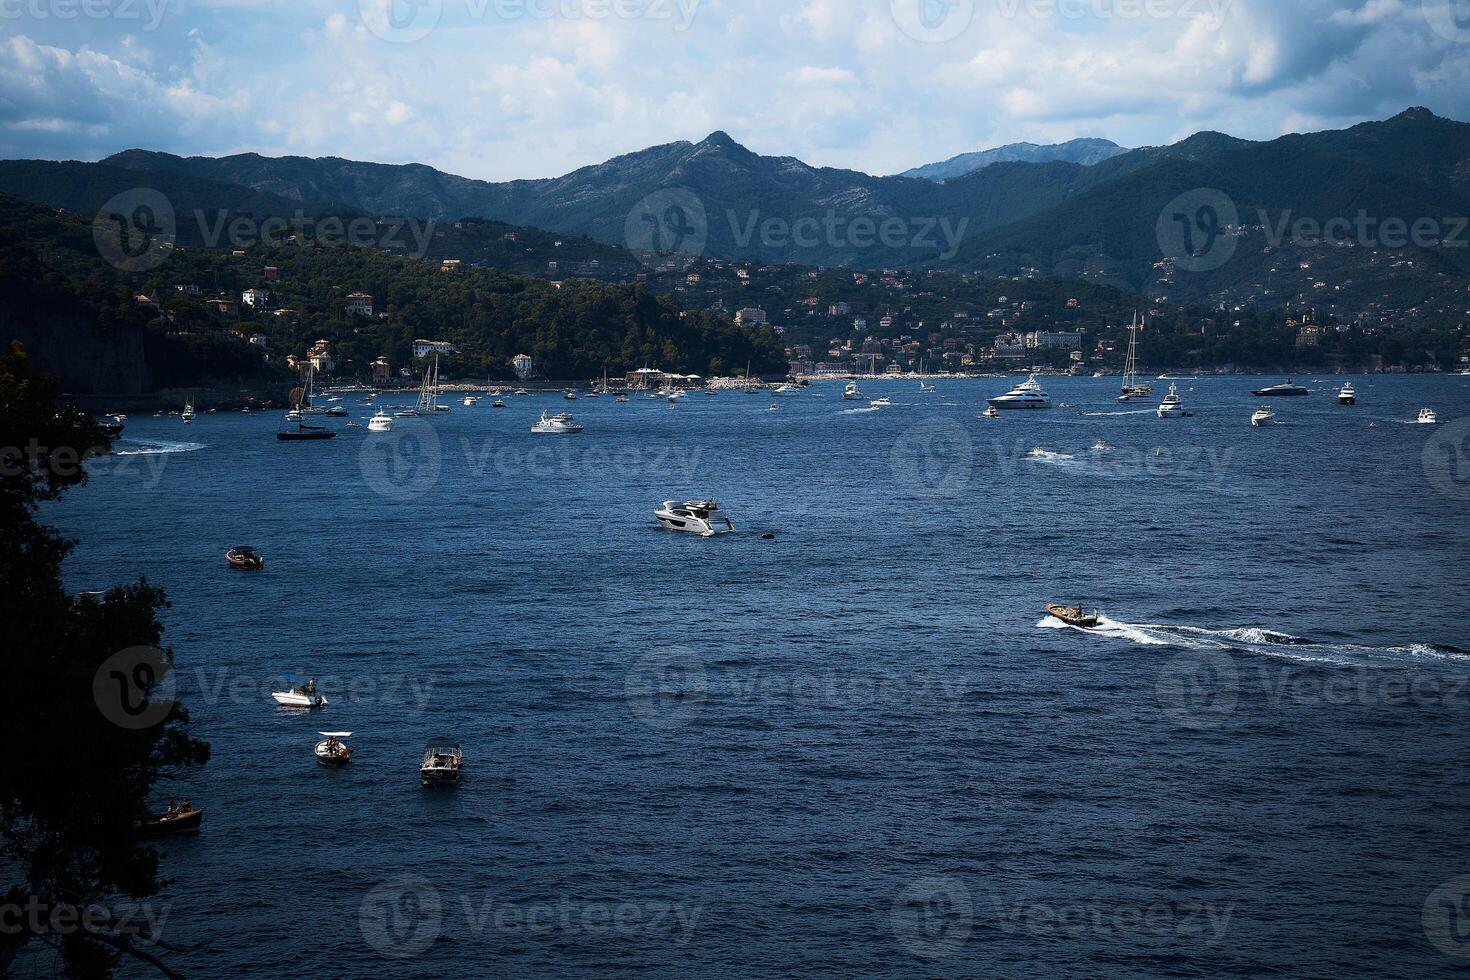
[{"left": 38, "top": 375, "right": 1470, "bottom": 977}]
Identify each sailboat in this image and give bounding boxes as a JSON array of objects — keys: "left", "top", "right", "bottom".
[
  {"left": 918, "top": 360, "right": 936, "bottom": 392},
  {"left": 1117, "top": 313, "right": 1152, "bottom": 402},
  {"left": 744, "top": 360, "right": 759, "bottom": 394}
]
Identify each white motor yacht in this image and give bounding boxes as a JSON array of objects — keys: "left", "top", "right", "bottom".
[
  {"left": 1416, "top": 408, "right": 1438, "bottom": 425},
  {"left": 1156, "top": 384, "right": 1189, "bottom": 418},
  {"left": 368, "top": 409, "right": 395, "bottom": 432},
  {"left": 988, "top": 374, "right": 1051, "bottom": 410},
  {"left": 654, "top": 499, "right": 735, "bottom": 536},
  {"left": 463, "top": 396, "right": 479, "bottom": 407},
  {"left": 1251, "top": 406, "right": 1276, "bottom": 427},
  {"left": 870, "top": 397, "right": 893, "bottom": 407},
  {"left": 1338, "top": 383, "right": 1357, "bottom": 405},
  {"left": 181, "top": 402, "right": 195, "bottom": 424},
  {"left": 843, "top": 381, "right": 864, "bottom": 401},
  {"left": 774, "top": 384, "right": 800, "bottom": 394},
  {"left": 531, "top": 412, "right": 584, "bottom": 434}
]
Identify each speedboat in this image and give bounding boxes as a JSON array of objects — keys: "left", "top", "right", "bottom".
[
  {"left": 982, "top": 406, "right": 999, "bottom": 419},
  {"left": 324, "top": 405, "right": 349, "bottom": 417},
  {"left": 988, "top": 374, "right": 1051, "bottom": 410},
  {"left": 1252, "top": 380, "right": 1309, "bottom": 397},
  {"left": 654, "top": 499, "right": 735, "bottom": 536},
  {"left": 667, "top": 389, "right": 687, "bottom": 402},
  {"left": 1417, "top": 408, "right": 1438, "bottom": 425},
  {"left": 314, "top": 733, "right": 352, "bottom": 767},
  {"left": 1092, "top": 439, "right": 1111, "bottom": 451},
  {"left": 1045, "top": 603, "right": 1099, "bottom": 629},
  {"left": 277, "top": 423, "right": 337, "bottom": 442},
  {"left": 1156, "top": 384, "right": 1189, "bottom": 418},
  {"left": 615, "top": 394, "right": 628, "bottom": 404},
  {"left": 843, "top": 381, "right": 864, "bottom": 401},
  {"left": 368, "top": 409, "right": 395, "bottom": 432},
  {"left": 564, "top": 391, "right": 578, "bottom": 401},
  {"left": 531, "top": 412, "right": 584, "bottom": 434},
  {"left": 181, "top": 402, "right": 195, "bottom": 424},
  {"left": 394, "top": 408, "right": 418, "bottom": 418},
  {"left": 463, "top": 396, "right": 479, "bottom": 407},
  {"left": 774, "top": 384, "right": 800, "bottom": 394},
  {"left": 272, "top": 676, "right": 327, "bottom": 709},
  {"left": 492, "top": 398, "right": 507, "bottom": 409},
  {"left": 1338, "top": 383, "right": 1357, "bottom": 405},
  {"left": 870, "top": 397, "right": 893, "bottom": 407},
  {"left": 1251, "top": 406, "right": 1276, "bottom": 426},
  {"left": 420, "top": 743, "right": 463, "bottom": 786},
  {"left": 225, "top": 546, "right": 264, "bottom": 571}
]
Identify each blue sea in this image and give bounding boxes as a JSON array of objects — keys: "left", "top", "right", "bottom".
[{"left": 38, "top": 375, "right": 1470, "bottom": 977}]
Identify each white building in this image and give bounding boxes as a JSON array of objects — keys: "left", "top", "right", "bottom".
[
  {"left": 345, "top": 292, "right": 374, "bottom": 317},
  {"left": 413, "top": 339, "right": 457, "bottom": 359},
  {"left": 241, "top": 288, "right": 269, "bottom": 311},
  {"left": 735, "top": 307, "right": 768, "bottom": 327},
  {"left": 512, "top": 354, "right": 534, "bottom": 380},
  {"left": 1024, "top": 331, "right": 1083, "bottom": 350}
]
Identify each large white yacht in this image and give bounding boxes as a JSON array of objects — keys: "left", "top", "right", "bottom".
[
  {"left": 1338, "top": 383, "right": 1357, "bottom": 405},
  {"left": 531, "top": 412, "right": 584, "bottom": 434},
  {"left": 1156, "top": 384, "right": 1189, "bottom": 418},
  {"left": 654, "top": 499, "right": 735, "bottom": 536},
  {"left": 1251, "top": 406, "right": 1276, "bottom": 427},
  {"left": 843, "top": 381, "right": 864, "bottom": 401},
  {"left": 988, "top": 374, "right": 1051, "bottom": 410},
  {"left": 368, "top": 408, "right": 395, "bottom": 432}
]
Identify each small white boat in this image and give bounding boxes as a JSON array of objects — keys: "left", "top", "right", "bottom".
[
  {"left": 1092, "top": 439, "right": 1110, "bottom": 451},
  {"left": 1251, "top": 406, "right": 1275, "bottom": 427},
  {"left": 1156, "top": 384, "right": 1189, "bottom": 418},
  {"left": 463, "top": 396, "right": 479, "bottom": 407},
  {"left": 919, "top": 379, "right": 937, "bottom": 393},
  {"left": 314, "top": 732, "right": 352, "bottom": 767},
  {"left": 988, "top": 374, "right": 1051, "bottom": 410},
  {"left": 982, "top": 406, "right": 999, "bottom": 419},
  {"left": 774, "top": 384, "right": 800, "bottom": 394},
  {"left": 420, "top": 743, "right": 463, "bottom": 786},
  {"left": 1416, "top": 408, "right": 1438, "bottom": 425},
  {"left": 368, "top": 409, "right": 395, "bottom": 432},
  {"left": 654, "top": 499, "right": 735, "bottom": 537},
  {"left": 564, "top": 391, "right": 579, "bottom": 401},
  {"left": 667, "top": 389, "right": 687, "bottom": 402},
  {"left": 272, "top": 677, "right": 327, "bottom": 709},
  {"left": 843, "top": 381, "right": 864, "bottom": 401},
  {"left": 531, "top": 412, "right": 584, "bottom": 434},
  {"left": 869, "top": 397, "right": 893, "bottom": 408},
  {"left": 181, "top": 402, "right": 195, "bottom": 424},
  {"left": 492, "top": 398, "right": 507, "bottom": 409}
]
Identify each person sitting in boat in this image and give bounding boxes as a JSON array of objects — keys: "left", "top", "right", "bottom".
[
  {"left": 179, "top": 799, "right": 192, "bottom": 815},
  {"left": 165, "top": 800, "right": 177, "bottom": 819}
]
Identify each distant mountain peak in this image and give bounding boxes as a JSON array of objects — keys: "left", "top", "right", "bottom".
[
  {"left": 1392, "top": 106, "right": 1441, "bottom": 122},
  {"left": 901, "top": 137, "right": 1128, "bottom": 182}
]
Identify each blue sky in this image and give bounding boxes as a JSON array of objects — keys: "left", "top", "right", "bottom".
[{"left": 3, "top": 0, "right": 1469, "bottom": 180}]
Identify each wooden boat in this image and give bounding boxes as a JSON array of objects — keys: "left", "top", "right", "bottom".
[
  {"left": 225, "top": 546, "right": 264, "bottom": 571},
  {"left": 135, "top": 807, "right": 204, "bottom": 838},
  {"left": 1045, "top": 603, "right": 1100, "bottom": 629},
  {"left": 420, "top": 742, "right": 464, "bottom": 786}
]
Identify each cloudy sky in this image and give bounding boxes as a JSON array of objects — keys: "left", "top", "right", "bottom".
[{"left": 3, "top": 0, "right": 1469, "bottom": 180}]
